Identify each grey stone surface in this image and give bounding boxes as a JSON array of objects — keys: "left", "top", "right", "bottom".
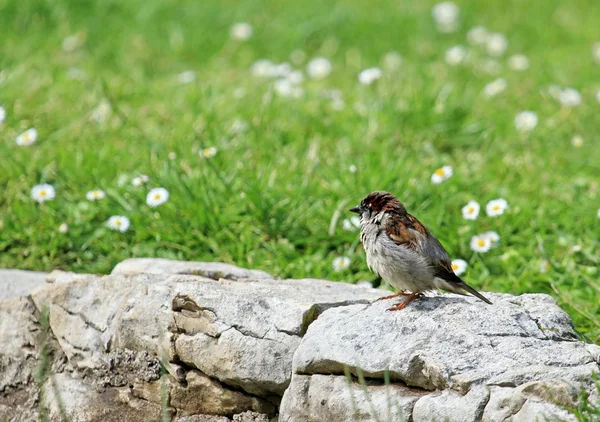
[
  {"left": 111, "top": 257, "right": 273, "bottom": 280},
  {"left": 279, "top": 374, "right": 423, "bottom": 422},
  {"left": 1, "top": 258, "right": 598, "bottom": 422},
  {"left": 284, "top": 292, "right": 598, "bottom": 421},
  {"left": 0, "top": 269, "right": 47, "bottom": 300}
]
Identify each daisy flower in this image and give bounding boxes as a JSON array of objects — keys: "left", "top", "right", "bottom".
[
  {"left": 571, "top": 135, "right": 584, "bottom": 148},
  {"left": 107, "top": 216, "right": 130, "bottom": 232},
  {"left": 431, "top": 165, "right": 453, "bottom": 184},
  {"left": 16, "top": 128, "right": 38, "bottom": 146},
  {"left": 467, "top": 26, "right": 487, "bottom": 45},
  {"left": 31, "top": 184, "right": 55, "bottom": 203},
  {"left": 0, "top": 106, "right": 5, "bottom": 123},
  {"left": 332, "top": 256, "right": 351, "bottom": 272},
  {"left": 558, "top": 88, "right": 581, "bottom": 107},
  {"left": 451, "top": 259, "right": 467, "bottom": 276},
  {"left": 478, "top": 58, "right": 502, "bottom": 75},
  {"left": 445, "top": 46, "right": 467, "bottom": 65},
  {"left": 470, "top": 234, "right": 492, "bottom": 253},
  {"left": 592, "top": 42, "right": 600, "bottom": 64},
  {"left": 132, "top": 174, "right": 149, "bottom": 186},
  {"left": 539, "top": 260, "right": 551, "bottom": 273},
  {"left": 250, "top": 59, "right": 274, "bottom": 78},
  {"left": 58, "top": 223, "right": 69, "bottom": 233},
  {"left": 485, "top": 33, "right": 508, "bottom": 56},
  {"left": 230, "top": 23, "right": 252, "bottom": 41},
  {"left": 90, "top": 101, "right": 111, "bottom": 123},
  {"left": 146, "top": 187, "right": 169, "bottom": 207},
  {"left": 514, "top": 111, "right": 537, "bottom": 132},
  {"left": 177, "top": 70, "right": 196, "bottom": 84},
  {"left": 382, "top": 52, "right": 402, "bottom": 70},
  {"left": 306, "top": 57, "right": 332, "bottom": 80},
  {"left": 482, "top": 231, "right": 500, "bottom": 245},
  {"left": 86, "top": 189, "right": 106, "bottom": 201},
  {"left": 486, "top": 199, "right": 508, "bottom": 217},
  {"left": 431, "top": 2, "right": 460, "bottom": 33},
  {"left": 349, "top": 164, "right": 357, "bottom": 173},
  {"left": 200, "top": 147, "right": 217, "bottom": 158},
  {"left": 508, "top": 54, "right": 529, "bottom": 71},
  {"left": 461, "top": 200, "right": 480, "bottom": 220},
  {"left": 597, "top": 209, "right": 600, "bottom": 219},
  {"left": 358, "top": 67, "right": 382, "bottom": 85},
  {"left": 342, "top": 216, "right": 361, "bottom": 231},
  {"left": 483, "top": 78, "right": 507, "bottom": 98}
]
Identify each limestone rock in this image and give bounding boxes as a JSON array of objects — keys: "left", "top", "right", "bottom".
[
  {"left": 279, "top": 374, "right": 423, "bottom": 421},
  {"left": 111, "top": 258, "right": 272, "bottom": 280},
  {"left": 286, "top": 292, "right": 598, "bottom": 421},
  {"left": 0, "top": 269, "right": 46, "bottom": 300}
]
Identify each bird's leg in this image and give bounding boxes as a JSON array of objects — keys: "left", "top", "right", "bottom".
[
  {"left": 376, "top": 290, "right": 412, "bottom": 301},
  {"left": 386, "top": 292, "right": 424, "bottom": 311}
]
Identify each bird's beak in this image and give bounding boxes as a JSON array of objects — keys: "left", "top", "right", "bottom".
[{"left": 349, "top": 205, "right": 361, "bottom": 214}]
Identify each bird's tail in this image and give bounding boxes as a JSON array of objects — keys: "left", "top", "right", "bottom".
[{"left": 459, "top": 282, "right": 493, "bottom": 305}]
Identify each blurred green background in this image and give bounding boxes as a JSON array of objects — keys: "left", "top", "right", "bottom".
[{"left": 1, "top": 0, "right": 599, "bottom": 342}]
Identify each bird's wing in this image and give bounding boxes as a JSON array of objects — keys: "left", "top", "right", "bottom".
[{"left": 385, "top": 212, "right": 429, "bottom": 252}]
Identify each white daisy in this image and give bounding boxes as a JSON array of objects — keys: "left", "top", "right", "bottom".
[
  {"left": 107, "top": 216, "right": 130, "bottom": 232},
  {"left": 58, "top": 223, "right": 69, "bottom": 233},
  {"left": 358, "top": 67, "right": 382, "bottom": 85},
  {"left": 483, "top": 78, "right": 507, "bottom": 97},
  {"left": 16, "top": 128, "right": 38, "bottom": 146},
  {"left": 349, "top": 164, "right": 357, "bottom": 173},
  {"left": 451, "top": 259, "right": 467, "bottom": 276},
  {"left": 230, "top": 23, "right": 252, "bottom": 41},
  {"left": 146, "top": 187, "right": 169, "bottom": 207},
  {"left": 250, "top": 59, "right": 274, "bottom": 78},
  {"left": 592, "top": 42, "right": 600, "bottom": 64},
  {"left": 86, "top": 189, "right": 106, "bottom": 201},
  {"left": 382, "top": 52, "right": 402, "bottom": 70},
  {"left": 539, "top": 260, "right": 551, "bottom": 273},
  {"left": 200, "top": 147, "right": 217, "bottom": 158},
  {"left": 482, "top": 231, "right": 500, "bottom": 245},
  {"left": 431, "top": 165, "right": 453, "bottom": 184},
  {"left": 478, "top": 58, "right": 502, "bottom": 75},
  {"left": 332, "top": 256, "right": 351, "bottom": 272},
  {"left": 445, "top": 45, "right": 467, "bottom": 65},
  {"left": 306, "top": 57, "right": 332, "bottom": 80},
  {"left": 342, "top": 216, "right": 361, "bottom": 231},
  {"left": 486, "top": 198, "right": 508, "bottom": 217},
  {"left": 0, "top": 106, "right": 5, "bottom": 123},
  {"left": 470, "top": 234, "right": 492, "bottom": 253},
  {"left": 485, "top": 33, "right": 508, "bottom": 57},
  {"left": 31, "top": 184, "right": 55, "bottom": 203},
  {"left": 168, "top": 152, "right": 177, "bottom": 160},
  {"left": 514, "top": 111, "right": 538, "bottom": 132},
  {"left": 61, "top": 34, "right": 83, "bottom": 52},
  {"left": 177, "top": 70, "right": 196, "bottom": 84},
  {"left": 571, "top": 135, "right": 584, "bottom": 148},
  {"left": 431, "top": 2, "right": 460, "bottom": 33},
  {"left": 461, "top": 200, "right": 480, "bottom": 220},
  {"left": 467, "top": 26, "right": 487, "bottom": 45},
  {"left": 273, "top": 79, "right": 294, "bottom": 97},
  {"left": 508, "top": 54, "right": 529, "bottom": 71},
  {"left": 286, "top": 70, "right": 304, "bottom": 84},
  {"left": 90, "top": 101, "right": 111, "bottom": 123},
  {"left": 597, "top": 209, "right": 600, "bottom": 219},
  {"left": 132, "top": 174, "right": 149, "bottom": 186},
  {"left": 558, "top": 88, "right": 581, "bottom": 107}
]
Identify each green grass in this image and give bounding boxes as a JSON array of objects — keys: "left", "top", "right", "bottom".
[{"left": 1, "top": 0, "right": 599, "bottom": 342}]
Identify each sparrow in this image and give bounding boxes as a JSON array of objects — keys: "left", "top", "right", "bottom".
[{"left": 350, "top": 191, "right": 492, "bottom": 311}]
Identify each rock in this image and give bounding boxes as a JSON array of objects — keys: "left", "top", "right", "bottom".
[
  {"left": 111, "top": 258, "right": 273, "bottom": 280},
  {"left": 0, "top": 296, "right": 53, "bottom": 392},
  {"left": 1, "top": 258, "right": 597, "bottom": 421},
  {"left": 286, "top": 293, "right": 598, "bottom": 421},
  {"left": 42, "top": 373, "right": 162, "bottom": 422},
  {"left": 279, "top": 374, "right": 422, "bottom": 421},
  {"left": 0, "top": 269, "right": 46, "bottom": 300},
  {"left": 169, "top": 369, "right": 275, "bottom": 415}
]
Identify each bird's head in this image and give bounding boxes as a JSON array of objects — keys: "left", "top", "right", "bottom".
[{"left": 350, "top": 191, "right": 406, "bottom": 220}]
